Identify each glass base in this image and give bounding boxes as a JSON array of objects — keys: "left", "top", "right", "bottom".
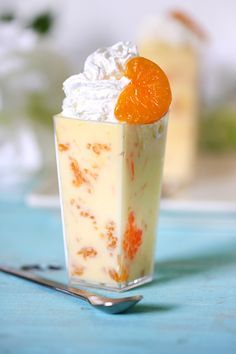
[{"left": 69, "top": 274, "right": 153, "bottom": 292}]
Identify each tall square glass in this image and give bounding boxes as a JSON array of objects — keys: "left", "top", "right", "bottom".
[{"left": 54, "top": 113, "right": 168, "bottom": 291}]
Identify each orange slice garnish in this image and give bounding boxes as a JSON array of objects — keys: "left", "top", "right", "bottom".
[{"left": 114, "top": 57, "right": 172, "bottom": 124}]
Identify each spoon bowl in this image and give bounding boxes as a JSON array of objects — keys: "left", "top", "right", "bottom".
[{"left": 88, "top": 294, "right": 143, "bottom": 314}]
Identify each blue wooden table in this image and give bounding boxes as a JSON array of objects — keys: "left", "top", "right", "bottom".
[{"left": 0, "top": 198, "right": 236, "bottom": 354}]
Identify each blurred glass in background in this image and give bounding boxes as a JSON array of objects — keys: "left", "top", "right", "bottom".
[
  {"left": 0, "top": 0, "right": 235, "bottom": 204},
  {"left": 139, "top": 10, "right": 205, "bottom": 195}
]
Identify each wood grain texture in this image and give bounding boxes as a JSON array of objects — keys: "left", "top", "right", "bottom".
[{"left": 0, "top": 200, "right": 236, "bottom": 354}]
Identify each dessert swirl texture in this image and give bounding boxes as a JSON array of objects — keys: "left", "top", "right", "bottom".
[{"left": 62, "top": 41, "right": 138, "bottom": 122}]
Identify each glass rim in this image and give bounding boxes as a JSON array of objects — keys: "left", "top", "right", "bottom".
[{"left": 53, "top": 112, "right": 169, "bottom": 127}]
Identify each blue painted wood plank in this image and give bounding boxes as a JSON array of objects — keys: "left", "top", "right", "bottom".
[{"left": 0, "top": 200, "right": 236, "bottom": 354}]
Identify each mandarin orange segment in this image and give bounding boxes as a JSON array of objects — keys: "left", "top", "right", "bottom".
[
  {"left": 77, "top": 247, "right": 97, "bottom": 260},
  {"left": 123, "top": 211, "right": 143, "bottom": 260},
  {"left": 58, "top": 143, "right": 70, "bottom": 152},
  {"left": 114, "top": 57, "right": 172, "bottom": 124},
  {"left": 70, "top": 157, "right": 87, "bottom": 187},
  {"left": 108, "top": 266, "right": 128, "bottom": 283}
]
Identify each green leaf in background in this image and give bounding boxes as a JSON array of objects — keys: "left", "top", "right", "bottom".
[
  {"left": 200, "top": 106, "right": 236, "bottom": 152},
  {"left": 26, "top": 92, "right": 56, "bottom": 127},
  {"left": 0, "top": 12, "right": 15, "bottom": 22},
  {"left": 28, "top": 12, "right": 53, "bottom": 35}
]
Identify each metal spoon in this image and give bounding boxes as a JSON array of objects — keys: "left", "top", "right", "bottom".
[{"left": 0, "top": 265, "right": 143, "bottom": 314}]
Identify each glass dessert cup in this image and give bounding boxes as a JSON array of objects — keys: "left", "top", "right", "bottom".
[
  {"left": 54, "top": 113, "right": 168, "bottom": 291},
  {"left": 139, "top": 40, "right": 199, "bottom": 191}
]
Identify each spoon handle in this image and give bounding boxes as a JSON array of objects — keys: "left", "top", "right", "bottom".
[{"left": 0, "top": 265, "right": 94, "bottom": 303}]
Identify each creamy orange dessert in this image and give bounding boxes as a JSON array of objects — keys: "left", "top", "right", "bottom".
[{"left": 55, "top": 42, "right": 171, "bottom": 291}]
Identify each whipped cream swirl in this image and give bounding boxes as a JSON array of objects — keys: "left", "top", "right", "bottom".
[{"left": 62, "top": 41, "right": 138, "bottom": 122}]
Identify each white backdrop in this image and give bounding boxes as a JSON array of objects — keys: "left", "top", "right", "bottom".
[
  {"left": 1, "top": 0, "right": 236, "bottom": 105},
  {"left": 1, "top": 0, "right": 235, "bottom": 67}
]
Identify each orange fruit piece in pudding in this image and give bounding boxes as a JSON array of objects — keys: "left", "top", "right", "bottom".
[{"left": 114, "top": 57, "right": 172, "bottom": 124}]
